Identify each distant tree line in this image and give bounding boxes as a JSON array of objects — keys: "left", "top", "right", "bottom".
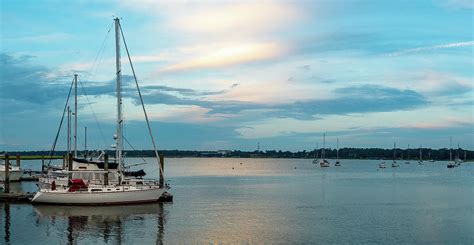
[{"left": 4, "top": 148, "right": 473, "bottom": 161}]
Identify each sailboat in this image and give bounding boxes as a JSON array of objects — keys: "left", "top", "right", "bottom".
[
  {"left": 447, "top": 137, "right": 456, "bottom": 168},
  {"left": 335, "top": 138, "right": 341, "bottom": 166},
  {"left": 428, "top": 152, "right": 435, "bottom": 162},
  {"left": 392, "top": 142, "right": 399, "bottom": 168},
  {"left": 417, "top": 145, "right": 423, "bottom": 165},
  {"left": 39, "top": 74, "right": 144, "bottom": 189},
  {"left": 405, "top": 144, "right": 410, "bottom": 164},
  {"left": 454, "top": 143, "right": 462, "bottom": 166},
  {"left": 319, "top": 133, "right": 330, "bottom": 167},
  {"left": 378, "top": 161, "right": 386, "bottom": 169},
  {"left": 32, "top": 18, "right": 169, "bottom": 205},
  {"left": 312, "top": 143, "right": 319, "bottom": 164}
]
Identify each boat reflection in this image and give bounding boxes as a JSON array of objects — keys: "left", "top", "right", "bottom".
[{"left": 33, "top": 203, "right": 168, "bottom": 244}]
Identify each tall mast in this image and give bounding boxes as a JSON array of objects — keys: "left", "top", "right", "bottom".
[
  {"left": 84, "top": 126, "right": 88, "bottom": 160},
  {"left": 393, "top": 142, "right": 396, "bottom": 161},
  {"left": 74, "top": 73, "right": 78, "bottom": 158},
  {"left": 316, "top": 143, "right": 318, "bottom": 159},
  {"left": 322, "top": 133, "right": 326, "bottom": 159},
  {"left": 450, "top": 137, "right": 452, "bottom": 161},
  {"left": 457, "top": 143, "right": 460, "bottom": 159},
  {"left": 114, "top": 17, "right": 124, "bottom": 177},
  {"left": 336, "top": 138, "right": 339, "bottom": 159},
  {"left": 407, "top": 144, "right": 409, "bottom": 160},
  {"left": 67, "top": 106, "right": 71, "bottom": 155},
  {"left": 420, "top": 144, "right": 422, "bottom": 161}
]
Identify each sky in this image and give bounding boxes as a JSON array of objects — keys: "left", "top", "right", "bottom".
[{"left": 0, "top": 0, "right": 473, "bottom": 152}]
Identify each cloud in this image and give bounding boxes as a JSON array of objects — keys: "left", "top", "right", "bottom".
[
  {"left": 126, "top": 83, "right": 428, "bottom": 121},
  {"left": 413, "top": 70, "right": 473, "bottom": 96},
  {"left": 159, "top": 42, "right": 288, "bottom": 73},
  {"left": 438, "top": 0, "right": 474, "bottom": 9},
  {"left": 3, "top": 33, "right": 72, "bottom": 42},
  {"left": 142, "top": 83, "right": 239, "bottom": 97},
  {"left": 388, "top": 41, "right": 474, "bottom": 56},
  {"left": 122, "top": 1, "right": 303, "bottom": 37},
  {"left": 0, "top": 53, "right": 70, "bottom": 115}
]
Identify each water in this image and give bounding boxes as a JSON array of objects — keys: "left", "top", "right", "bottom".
[{"left": 1, "top": 158, "right": 473, "bottom": 244}]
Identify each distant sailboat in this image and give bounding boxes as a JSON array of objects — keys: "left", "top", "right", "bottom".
[
  {"left": 418, "top": 145, "right": 423, "bottom": 165},
  {"left": 447, "top": 137, "right": 455, "bottom": 169},
  {"left": 312, "top": 143, "right": 319, "bottom": 164},
  {"left": 319, "top": 133, "right": 330, "bottom": 167},
  {"left": 428, "top": 152, "right": 435, "bottom": 162},
  {"left": 379, "top": 161, "right": 386, "bottom": 169},
  {"left": 392, "top": 142, "right": 399, "bottom": 168},
  {"left": 335, "top": 138, "right": 341, "bottom": 166},
  {"left": 405, "top": 144, "right": 410, "bottom": 164},
  {"left": 454, "top": 143, "right": 462, "bottom": 166}
]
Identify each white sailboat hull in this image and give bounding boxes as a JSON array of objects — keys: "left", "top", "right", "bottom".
[{"left": 32, "top": 186, "right": 167, "bottom": 205}]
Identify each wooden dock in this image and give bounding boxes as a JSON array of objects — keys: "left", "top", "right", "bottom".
[{"left": 0, "top": 192, "right": 34, "bottom": 202}]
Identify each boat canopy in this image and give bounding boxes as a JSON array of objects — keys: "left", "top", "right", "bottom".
[{"left": 68, "top": 179, "right": 88, "bottom": 192}]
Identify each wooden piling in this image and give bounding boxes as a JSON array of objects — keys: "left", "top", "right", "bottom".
[
  {"left": 41, "top": 156, "right": 45, "bottom": 172},
  {"left": 159, "top": 154, "right": 164, "bottom": 188},
  {"left": 63, "top": 154, "right": 66, "bottom": 170},
  {"left": 16, "top": 154, "right": 20, "bottom": 168},
  {"left": 104, "top": 153, "right": 109, "bottom": 185},
  {"left": 4, "top": 154, "right": 9, "bottom": 193}
]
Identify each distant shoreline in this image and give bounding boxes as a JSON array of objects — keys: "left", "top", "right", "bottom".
[{"left": 2, "top": 148, "right": 472, "bottom": 161}]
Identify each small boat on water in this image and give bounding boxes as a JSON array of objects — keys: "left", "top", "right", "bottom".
[
  {"left": 32, "top": 18, "right": 169, "bottom": 205},
  {"left": 447, "top": 137, "right": 456, "bottom": 169},
  {"left": 335, "top": 138, "right": 341, "bottom": 167},
  {"left": 312, "top": 143, "right": 319, "bottom": 164},
  {"left": 379, "top": 162, "right": 386, "bottom": 169},
  {"left": 418, "top": 145, "right": 423, "bottom": 165},
  {"left": 454, "top": 143, "right": 462, "bottom": 166},
  {"left": 392, "top": 142, "right": 399, "bottom": 168},
  {"left": 319, "top": 133, "right": 330, "bottom": 167},
  {"left": 405, "top": 144, "right": 411, "bottom": 164}
]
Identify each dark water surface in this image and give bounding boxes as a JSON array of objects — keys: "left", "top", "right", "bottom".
[{"left": 1, "top": 158, "right": 473, "bottom": 244}]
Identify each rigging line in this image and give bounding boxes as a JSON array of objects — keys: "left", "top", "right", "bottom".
[
  {"left": 66, "top": 23, "right": 112, "bottom": 151},
  {"left": 78, "top": 79, "right": 109, "bottom": 147},
  {"left": 76, "top": 27, "right": 112, "bottom": 147},
  {"left": 123, "top": 136, "right": 148, "bottom": 166},
  {"left": 119, "top": 22, "right": 165, "bottom": 182},
  {"left": 83, "top": 22, "right": 113, "bottom": 82},
  {"left": 47, "top": 78, "right": 75, "bottom": 168}
]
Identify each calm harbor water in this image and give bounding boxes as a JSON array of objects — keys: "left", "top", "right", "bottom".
[{"left": 1, "top": 158, "right": 473, "bottom": 244}]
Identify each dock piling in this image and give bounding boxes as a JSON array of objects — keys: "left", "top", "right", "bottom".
[
  {"left": 159, "top": 154, "right": 164, "bottom": 188},
  {"left": 41, "top": 156, "right": 45, "bottom": 172},
  {"left": 4, "top": 154, "right": 10, "bottom": 193}
]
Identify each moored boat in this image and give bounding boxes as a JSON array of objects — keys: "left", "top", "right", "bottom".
[
  {"left": 319, "top": 133, "right": 330, "bottom": 167},
  {"left": 0, "top": 164, "right": 22, "bottom": 182},
  {"left": 391, "top": 142, "right": 399, "bottom": 168},
  {"left": 32, "top": 179, "right": 167, "bottom": 205},
  {"left": 32, "top": 18, "right": 170, "bottom": 205},
  {"left": 335, "top": 138, "right": 341, "bottom": 166}
]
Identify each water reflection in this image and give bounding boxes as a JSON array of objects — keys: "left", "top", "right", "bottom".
[
  {"left": 33, "top": 203, "right": 168, "bottom": 244},
  {"left": 3, "top": 203, "right": 10, "bottom": 243}
]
